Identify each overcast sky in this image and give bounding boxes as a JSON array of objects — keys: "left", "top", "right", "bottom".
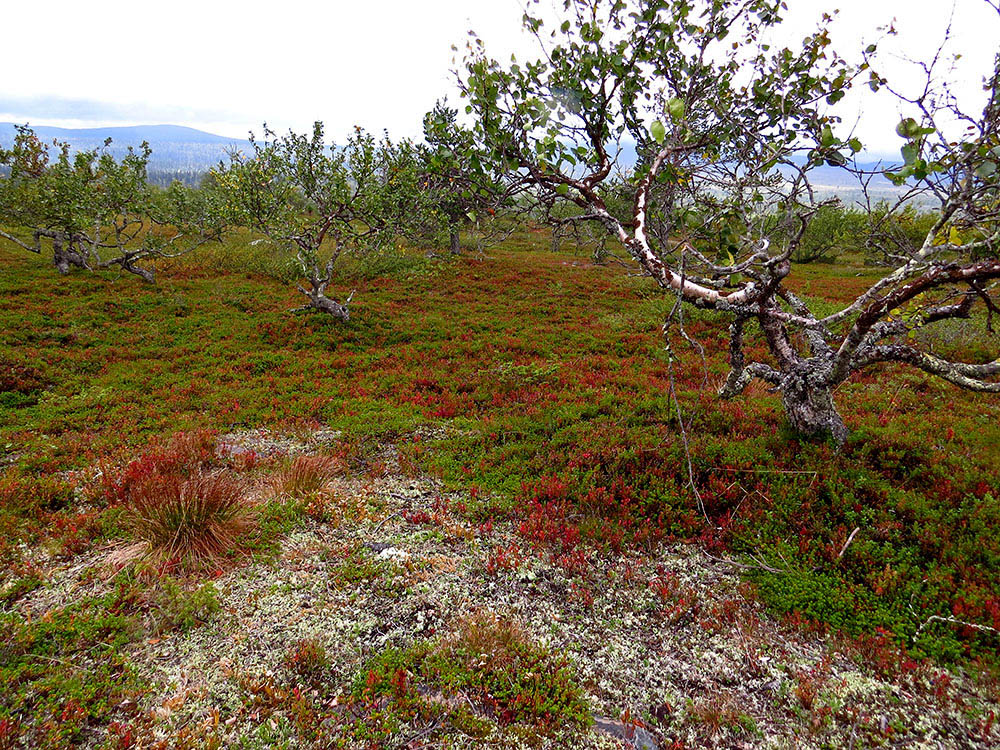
[{"left": 1, "top": 0, "right": 996, "bottom": 156}]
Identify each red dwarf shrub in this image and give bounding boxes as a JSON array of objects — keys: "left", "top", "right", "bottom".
[{"left": 285, "top": 637, "right": 330, "bottom": 679}]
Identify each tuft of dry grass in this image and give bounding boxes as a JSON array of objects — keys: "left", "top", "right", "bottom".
[
  {"left": 111, "top": 469, "right": 255, "bottom": 572},
  {"left": 271, "top": 454, "right": 343, "bottom": 499},
  {"left": 446, "top": 611, "right": 530, "bottom": 672},
  {"left": 155, "top": 429, "right": 218, "bottom": 474},
  {"left": 685, "top": 695, "right": 744, "bottom": 736}
]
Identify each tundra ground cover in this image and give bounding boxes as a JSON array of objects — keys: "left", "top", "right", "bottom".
[{"left": 1, "top": 232, "right": 999, "bottom": 746}]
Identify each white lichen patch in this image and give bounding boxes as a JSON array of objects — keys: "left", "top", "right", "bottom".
[
  {"left": 217, "top": 426, "right": 344, "bottom": 458},
  {"left": 13, "top": 435, "right": 997, "bottom": 749}
]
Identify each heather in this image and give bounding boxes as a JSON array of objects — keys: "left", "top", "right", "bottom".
[{"left": 1, "top": 231, "right": 998, "bottom": 746}]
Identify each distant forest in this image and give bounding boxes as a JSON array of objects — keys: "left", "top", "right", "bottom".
[{"left": 146, "top": 169, "right": 207, "bottom": 187}]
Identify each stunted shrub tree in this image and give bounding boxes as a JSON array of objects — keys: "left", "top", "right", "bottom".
[
  {"left": 213, "top": 123, "right": 425, "bottom": 320},
  {"left": 785, "top": 204, "right": 866, "bottom": 264},
  {"left": 419, "top": 101, "right": 519, "bottom": 255},
  {"left": 863, "top": 202, "right": 942, "bottom": 266},
  {"left": 461, "top": 0, "right": 1000, "bottom": 444},
  {"left": 0, "top": 126, "right": 224, "bottom": 280}
]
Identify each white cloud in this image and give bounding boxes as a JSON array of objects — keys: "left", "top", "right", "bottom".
[
  {"left": 0, "top": 0, "right": 995, "bottom": 154},
  {"left": 0, "top": 0, "right": 529, "bottom": 139}
]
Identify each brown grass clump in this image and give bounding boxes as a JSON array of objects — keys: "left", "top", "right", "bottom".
[
  {"left": 111, "top": 469, "right": 255, "bottom": 572},
  {"left": 153, "top": 429, "right": 217, "bottom": 473},
  {"left": 447, "top": 611, "right": 531, "bottom": 671},
  {"left": 685, "top": 695, "right": 745, "bottom": 736},
  {"left": 271, "top": 454, "right": 343, "bottom": 498}
]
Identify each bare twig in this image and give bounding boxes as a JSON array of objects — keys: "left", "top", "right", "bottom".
[
  {"left": 837, "top": 527, "right": 860, "bottom": 560},
  {"left": 913, "top": 614, "right": 1000, "bottom": 643}
]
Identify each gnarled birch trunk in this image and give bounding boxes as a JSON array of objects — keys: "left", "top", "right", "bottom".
[{"left": 779, "top": 371, "right": 848, "bottom": 445}]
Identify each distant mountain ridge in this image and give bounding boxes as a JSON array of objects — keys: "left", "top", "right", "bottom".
[
  {"left": 613, "top": 140, "right": 904, "bottom": 193},
  {"left": 0, "top": 123, "right": 252, "bottom": 182},
  {"left": 0, "top": 123, "right": 244, "bottom": 144}
]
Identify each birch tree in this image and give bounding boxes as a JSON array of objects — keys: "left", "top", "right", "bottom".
[
  {"left": 214, "top": 123, "right": 424, "bottom": 320},
  {"left": 461, "top": 0, "right": 1000, "bottom": 444},
  {"left": 0, "top": 126, "right": 223, "bottom": 281},
  {"left": 419, "top": 101, "right": 514, "bottom": 255}
]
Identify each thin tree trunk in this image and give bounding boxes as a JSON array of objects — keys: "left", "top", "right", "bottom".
[
  {"left": 293, "top": 281, "right": 353, "bottom": 321},
  {"left": 449, "top": 228, "right": 461, "bottom": 255}
]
